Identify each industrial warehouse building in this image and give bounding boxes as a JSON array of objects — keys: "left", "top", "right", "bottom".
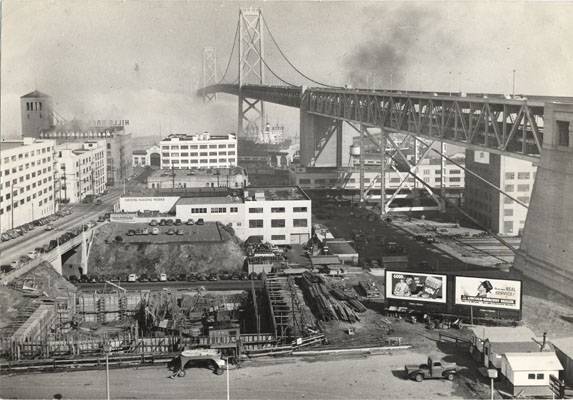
[
  {"left": 117, "top": 186, "right": 311, "bottom": 245},
  {"left": 146, "top": 167, "right": 248, "bottom": 189}
]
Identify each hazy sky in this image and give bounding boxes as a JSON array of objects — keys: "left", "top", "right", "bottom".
[{"left": 2, "top": 0, "right": 572, "bottom": 139}]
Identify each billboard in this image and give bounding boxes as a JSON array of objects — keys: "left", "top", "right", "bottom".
[
  {"left": 385, "top": 271, "right": 447, "bottom": 303},
  {"left": 454, "top": 277, "right": 521, "bottom": 310}
]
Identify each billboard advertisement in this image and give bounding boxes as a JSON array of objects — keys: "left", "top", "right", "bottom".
[
  {"left": 385, "top": 271, "right": 447, "bottom": 303},
  {"left": 454, "top": 277, "right": 521, "bottom": 310}
]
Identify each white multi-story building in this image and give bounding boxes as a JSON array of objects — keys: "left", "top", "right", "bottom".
[
  {"left": 160, "top": 133, "right": 237, "bottom": 169},
  {"left": 118, "top": 186, "right": 311, "bottom": 245},
  {"left": 55, "top": 141, "right": 107, "bottom": 203},
  {"left": 0, "top": 137, "right": 56, "bottom": 233},
  {"left": 146, "top": 167, "right": 248, "bottom": 189},
  {"left": 464, "top": 150, "right": 537, "bottom": 235}
]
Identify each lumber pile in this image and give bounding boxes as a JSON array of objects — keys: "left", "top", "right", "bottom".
[{"left": 299, "top": 272, "right": 364, "bottom": 322}]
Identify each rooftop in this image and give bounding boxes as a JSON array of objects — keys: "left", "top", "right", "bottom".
[
  {"left": 21, "top": 90, "right": 51, "bottom": 99},
  {"left": 310, "top": 256, "right": 341, "bottom": 266},
  {"left": 176, "top": 195, "right": 243, "bottom": 206},
  {"left": 503, "top": 352, "right": 563, "bottom": 371},
  {"left": 161, "top": 133, "right": 236, "bottom": 142},
  {"left": 489, "top": 341, "right": 541, "bottom": 354},
  {"left": 468, "top": 326, "right": 536, "bottom": 343},
  {"left": 550, "top": 337, "right": 573, "bottom": 358},
  {"left": 244, "top": 186, "right": 310, "bottom": 201},
  {"left": 326, "top": 240, "right": 358, "bottom": 255},
  {"left": 132, "top": 150, "right": 147, "bottom": 155},
  {"left": 149, "top": 167, "right": 246, "bottom": 180}
]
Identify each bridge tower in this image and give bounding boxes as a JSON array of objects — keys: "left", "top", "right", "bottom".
[
  {"left": 514, "top": 102, "right": 573, "bottom": 298},
  {"left": 238, "top": 7, "right": 265, "bottom": 140},
  {"left": 202, "top": 47, "right": 217, "bottom": 103}
]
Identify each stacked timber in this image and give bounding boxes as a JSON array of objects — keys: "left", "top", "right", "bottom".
[{"left": 299, "top": 272, "right": 362, "bottom": 323}]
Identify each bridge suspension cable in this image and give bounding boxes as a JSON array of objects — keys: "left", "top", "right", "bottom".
[
  {"left": 262, "top": 16, "right": 342, "bottom": 89},
  {"left": 218, "top": 18, "right": 240, "bottom": 84}
]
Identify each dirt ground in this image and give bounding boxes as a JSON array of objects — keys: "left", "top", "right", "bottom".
[
  {"left": 87, "top": 222, "right": 245, "bottom": 277},
  {"left": 0, "top": 350, "right": 495, "bottom": 400}
]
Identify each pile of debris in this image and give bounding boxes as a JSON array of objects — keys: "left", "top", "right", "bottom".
[{"left": 298, "top": 272, "right": 365, "bottom": 323}]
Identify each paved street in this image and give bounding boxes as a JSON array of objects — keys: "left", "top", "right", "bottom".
[
  {"left": 0, "top": 351, "right": 482, "bottom": 399},
  {"left": 0, "top": 189, "right": 121, "bottom": 265}
]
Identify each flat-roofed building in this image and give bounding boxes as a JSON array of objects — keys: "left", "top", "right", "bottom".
[
  {"left": 55, "top": 141, "right": 107, "bottom": 203},
  {"left": 40, "top": 122, "right": 132, "bottom": 186},
  {"left": 146, "top": 167, "right": 248, "bottom": 189},
  {"left": 132, "top": 145, "right": 161, "bottom": 168},
  {"left": 0, "top": 137, "right": 56, "bottom": 233},
  {"left": 160, "top": 133, "right": 237, "bottom": 169},
  {"left": 117, "top": 186, "right": 311, "bottom": 245}
]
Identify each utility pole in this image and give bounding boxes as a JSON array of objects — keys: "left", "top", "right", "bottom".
[{"left": 512, "top": 69, "right": 516, "bottom": 96}]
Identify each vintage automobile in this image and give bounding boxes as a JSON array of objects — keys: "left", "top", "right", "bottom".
[{"left": 405, "top": 357, "right": 458, "bottom": 382}]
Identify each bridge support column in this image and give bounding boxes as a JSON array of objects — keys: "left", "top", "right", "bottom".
[
  {"left": 81, "top": 230, "right": 89, "bottom": 276},
  {"left": 52, "top": 246, "right": 63, "bottom": 275},
  {"left": 514, "top": 102, "right": 573, "bottom": 299},
  {"left": 299, "top": 109, "right": 343, "bottom": 167}
]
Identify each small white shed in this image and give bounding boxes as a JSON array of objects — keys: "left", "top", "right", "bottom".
[{"left": 501, "top": 352, "right": 563, "bottom": 396}]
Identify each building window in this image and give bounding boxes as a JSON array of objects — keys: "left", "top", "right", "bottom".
[
  {"left": 293, "top": 219, "right": 308, "bottom": 227},
  {"left": 271, "top": 219, "right": 285, "bottom": 228},
  {"left": 249, "top": 219, "right": 263, "bottom": 228},
  {"left": 503, "top": 221, "right": 514, "bottom": 233},
  {"left": 504, "top": 197, "right": 513, "bottom": 204},
  {"left": 557, "top": 120, "right": 570, "bottom": 147},
  {"left": 536, "top": 373, "right": 544, "bottom": 380},
  {"left": 504, "top": 209, "right": 514, "bottom": 216},
  {"left": 271, "top": 207, "right": 285, "bottom": 213},
  {"left": 293, "top": 207, "right": 307, "bottom": 212},
  {"left": 505, "top": 184, "right": 514, "bottom": 192},
  {"left": 517, "top": 184, "right": 530, "bottom": 192},
  {"left": 517, "top": 196, "right": 529, "bottom": 204},
  {"left": 190, "top": 208, "right": 207, "bottom": 213},
  {"left": 528, "top": 374, "right": 536, "bottom": 380},
  {"left": 211, "top": 207, "right": 227, "bottom": 213},
  {"left": 449, "top": 177, "right": 461, "bottom": 182},
  {"left": 299, "top": 179, "right": 311, "bottom": 184},
  {"left": 249, "top": 207, "right": 263, "bottom": 213},
  {"left": 271, "top": 235, "right": 286, "bottom": 241},
  {"left": 505, "top": 172, "right": 515, "bottom": 180},
  {"left": 517, "top": 172, "right": 530, "bottom": 180},
  {"left": 230, "top": 207, "right": 238, "bottom": 213}
]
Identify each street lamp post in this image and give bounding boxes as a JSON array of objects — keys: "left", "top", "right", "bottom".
[{"left": 103, "top": 343, "right": 111, "bottom": 400}]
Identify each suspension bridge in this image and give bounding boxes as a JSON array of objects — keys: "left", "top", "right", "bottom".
[{"left": 197, "top": 8, "right": 573, "bottom": 299}]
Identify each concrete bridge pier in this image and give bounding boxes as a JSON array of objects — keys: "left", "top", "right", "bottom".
[
  {"left": 514, "top": 102, "right": 573, "bottom": 298},
  {"left": 80, "top": 230, "right": 89, "bottom": 276},
  {"left": 51, "top": 246, "right": 63, "bottom": 275},
  {"left": 300, "top": 108, "right": 344, "bottom": 167}
]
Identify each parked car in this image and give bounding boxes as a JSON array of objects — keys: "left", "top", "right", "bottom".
[
  {"left": 151, "top": 227, "right": 160, "bottom": 235},
  {"left": 97, "top": 215, "right": 106, "bottom": 222},
  {"left": 166, "top": 219, "right": 174, "bottom": 226},
  {"left": 166, "top": 229, "right": 175, "bottom": 235},
  {"left": 128, "top": 274, "right": 138, "bottom": 282},
  {"left": 176, "top": 274, "right": 187, "bottom": 282},
  {"left": 1, "top": 265, "right": 14, "bottom": 273},
  {"left": 127, "top": 229, "right": 136, "bottom": 236},
  {"left": 208, "top": 273, "right": 218, "bottom": 281},
  {"left": 45, "top": 225, "right": 54, "bottom": 231},
  {"left": 186, "top": 218, "right": 195, "bottom": 225},
  {"left": 149, "top": 219, "right": 158, "bottom": 226},
  {"left": 186, "top": 273, "right": 197, "bottom": 282},
  {"left": 95, "top": 199, "right": 103, "bottom": 205},
  {"left": 159, "top": 219, "right": 167, "bottom": 226},
  {"left": 405, "top": 357, "right": 458, "bottom": 382},
  {"left": 196, "top": 218, "right": 205, "bottom": 225},
  {"left": 139, "top": 274, "right": 149, "bottom": 282},
  {"left": 176, "top": 229, "right": 184, "bottom": 235},
  {"left": 175, "top": 219, "right": 182, "bottom": 226},
  {"left": 142, "top": 228, "right": 150, "bottom": 235},
  {"left": 160, "top": 273, "right": 167, "bottom": 282}
]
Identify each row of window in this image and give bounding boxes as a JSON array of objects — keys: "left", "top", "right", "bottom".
[
  {"left": 249, "top": 219, "right": 308, "bottom": 228},
  {"left": 505, "top": 171, "right": 533, "bottom": 180},
  {"left": 505, "top": 184, "right": 530, "bottom": 192},
  {"left": 249, "top": 207, "right": 308, "bottom": 214},
  {"left": 162, "top": 151, "right": 236, "bottom": 157},
  {"left": 2, "top": 146, "right": 53, "bottom": 164},
  {"left": 163, "top": 159, "right": 234, "bottom": 165},
  {"left": 161, "top": 144, "right": 235, "bottom": 150},
  {"left": 1, "top": 175, "right": 53, "bottom": 192},
  {"left": 2, "top": 160, "right": 52, "bottom": 177},
  {"left": 0, "top": 193, "right": 53, "bottom": 214}
]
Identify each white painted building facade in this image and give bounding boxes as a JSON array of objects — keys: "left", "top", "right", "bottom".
[
  {"left": 117, "top": 187, "right": 312, "bottom": 245},
  {"left": 55, "top": 141, "right": 107, "bottom": 203},
  {"left": 160, "top": 133, "right": 237, "bottom": 169},
  {"left": 0, "top": 138, "right": 56, "bottom": 233}
]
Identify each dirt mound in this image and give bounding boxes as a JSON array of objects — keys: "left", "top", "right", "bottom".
[
  {"left": 88, "top": 223, "right": 246, "bottom": 276},
  {"left": 11, "top": 261, "right": 77, "bottom": 298}
]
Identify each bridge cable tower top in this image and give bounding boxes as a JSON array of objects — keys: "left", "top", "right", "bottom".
[{"left": 202, "top": 47, "right": 217, "bottom": 103}]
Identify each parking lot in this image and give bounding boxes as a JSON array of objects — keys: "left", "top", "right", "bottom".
[{"left": 108, "top": 221, "right": 224, "bottom": 243}]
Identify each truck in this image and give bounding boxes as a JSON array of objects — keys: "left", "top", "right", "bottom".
[{"left": 404, "top": 357, "right": 458, "bottom": 382}]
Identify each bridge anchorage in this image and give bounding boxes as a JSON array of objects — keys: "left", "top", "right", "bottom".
[{"left": 198, "top": 8, "right": 573, "bottom": 299}]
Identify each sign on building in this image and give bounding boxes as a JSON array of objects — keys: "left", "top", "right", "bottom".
[
  {"left": 385, "top": 271, "right": 447, "bottom": 304},
  {"left": 454, "top": 276, "right": 522, "bottom": 310}
]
